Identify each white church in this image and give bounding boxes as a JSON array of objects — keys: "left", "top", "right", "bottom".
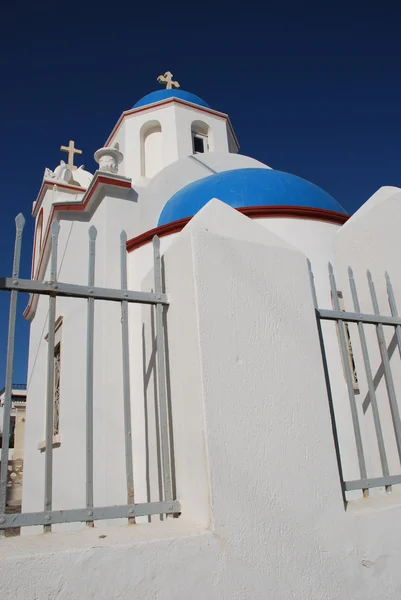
[{"left": 2, "top": 72, "right": 401, "bottom": 599}]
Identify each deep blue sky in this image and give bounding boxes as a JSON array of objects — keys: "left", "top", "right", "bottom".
[{"left": 0, "top": 1, "right": 400, "bottom": 386}]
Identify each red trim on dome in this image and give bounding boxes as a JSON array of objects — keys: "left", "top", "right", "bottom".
[{"left": 126, "top": 206, "right": 349, "bottom": 252}]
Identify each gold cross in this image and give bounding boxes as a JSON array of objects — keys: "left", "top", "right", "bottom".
[
  {"left": 60, "top": 140, "right": 82, "bottom": 170},
  {"left": 157, "top": 71, "right": 180, "bottom": 90}
]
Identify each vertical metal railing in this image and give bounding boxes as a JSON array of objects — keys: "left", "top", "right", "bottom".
[
  {"left": 0, "top": 214, "right": 25, "bottom": 536},
  {"left": 348, "top": 268, "right": 389, "bottom": 484},
  {"left": 367, "top": 271, "right": 401, "bottom": 462},
  {"left": 86, "top": 225, "right": 97, "bottom": 526},
  {"left": 153, "top": 236, "right": 173, "bottom": 507},
  {"left": 311, "top": 262, "right": 401, "bottom": 495},
  {"left": 386, "top": 272, "right": 401, "bottom": 358},
  {"left": 120, "top": 230, "right": 135, "bottom": 523},
  {"left": 308, "top": 260, "right": 346, "bottom": 505},
  {"left": 44, "top": 220, "right": 60, "bottom": 532},
  {"left": 0, "top": 217, "right": 180, "bottom": 533},
  {"left": 328, "top": 263, "right": 367, "bottom": 484}
]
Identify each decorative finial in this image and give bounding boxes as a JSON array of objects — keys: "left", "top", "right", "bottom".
[
  {"left": 94, "top": 144, "right": 124, "bottom": 174},
  {"left": 157, "top": 71, "right": 180, "bottom": 90},
  {"left": 60, "top": 140, "right": 82, "bottom": 171}
]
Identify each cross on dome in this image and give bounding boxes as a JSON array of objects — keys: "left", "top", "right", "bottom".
[
  {"left": 157, "top": 71, "right": 180, "bottom": 90},
  {"left": 60, "top": 140, "right": 82, "bottom": 170}
]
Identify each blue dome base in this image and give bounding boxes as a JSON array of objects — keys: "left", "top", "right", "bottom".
[
  {"left": 134, "top": 89, "right": 210, "bottom": 109},
  {"left": 158, "top": 168, "right": 347, "bottom": 226}
]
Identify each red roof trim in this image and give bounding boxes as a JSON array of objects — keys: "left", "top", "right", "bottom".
[
  {"left": 24, "top": 174, "right": 132, "bottom": 319},
  {"left": 33, "top": 181, "right": 86, "bottom": 217},
  {"left": 126, "top": 206, "right": 349, "bottom": 252},
  {"left": 31, "top": 208, "right": 44, "bottom": 277}
]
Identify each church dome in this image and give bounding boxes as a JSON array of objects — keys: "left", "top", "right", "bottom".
[
  {"left": 133, "top": 89, "right": 210, "bottom": 109},
  {"left": 158, "top": 168, "right": 347, "bottom": 226}
]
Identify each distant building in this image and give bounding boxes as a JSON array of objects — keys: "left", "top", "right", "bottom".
[
  {"left": 0, "top": 384, "right": 27, "bottom": 459},
  {"left": 0, "top": 384, "right": 26, "bottom": 508}
]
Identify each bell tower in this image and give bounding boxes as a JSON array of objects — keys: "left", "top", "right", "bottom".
[{"left": 104, "top": 72, "right": 239, "bottom": 184}]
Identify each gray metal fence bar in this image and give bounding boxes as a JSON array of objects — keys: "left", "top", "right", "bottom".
[
  {"left": 44, "top": 220, "right": 60, "bottom": 532},
  {"left": 0, "top": 278, "right": 168, "bottom": 305},
  {"left": 344, "top": 473, "right": 401, "bottom": 491},
  {"left": 153, "top": 236, "right": 173, "bottom": 505},
  {"left": 308, "top": 260, "right": 347, "bottom": 505},
  {"left": 329, "top": 263, "right": 367, "bottom": 480},
  {"left": 386, "top": 272, "right": 401, "bottom": 358},
  {"left": 0, "top": 500, "right": 181, "bottom": 530},
  {"left": 86, "top": 226, "right": 97, "bottom": 526},
  {"left": 0, "top": 217, "right": 182, "bottom": 533},
  {"left": 0, "top": 214, "right": 25, "bottom": 537},
  {"left": 348, "top": 267, "right": 389, "bottom": 479},
  {"left": 367, "top": 270, "right": 401, "bottom": 462},
  {"left": 317, "top": 308, "right": 401, "bottom": 327},
  {"left": 307, "top": 260, "right": 319, "bottom": 309},
  {"left": 120, "top": 231, "right": 135, "bottom": 523}
]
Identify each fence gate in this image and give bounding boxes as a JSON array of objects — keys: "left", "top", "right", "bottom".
[
  {"left": 309, "top": 260, "right": 401, "bottom": 497},
  {"left": 0, "top": 214, "right": 180, "bottom": 535}
]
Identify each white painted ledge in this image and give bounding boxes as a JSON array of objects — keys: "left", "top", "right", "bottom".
[{"left": 0, "top": 518, "right": 207, "bottom": 557}]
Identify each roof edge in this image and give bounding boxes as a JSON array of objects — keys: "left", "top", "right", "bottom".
[{"left": 127, "top": 206, "right": 349, "bottom": 252}]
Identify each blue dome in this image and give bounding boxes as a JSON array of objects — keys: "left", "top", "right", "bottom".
[
  {"left": 134, "top": 89, "right": 210, "bottom": 109},
  {"left": 158, "top": 168, "right": 347, "bottom": 226}
]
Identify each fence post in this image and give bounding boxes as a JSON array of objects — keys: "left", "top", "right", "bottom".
[
  {"left": 0, "top": 214, "right": 25, "bottom": 536},
  {"left": 120, "top": 230, "right": 135, "bottom": 523},
  {"left": 86, "top": 225, "right": 97, "bottom": 526},
  {"left": 43, "top": 220, "right": 60, "bottom": 532},
  {"left": 153, "top": 236, "right": 173, "bottom": 508},
  {"left": 329, "top": 263, "right": 367, "bottom": 485},
  {"left": 368, "top": 270, "right": 401, "bottom": 462}
]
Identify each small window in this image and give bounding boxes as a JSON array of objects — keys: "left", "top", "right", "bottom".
[
  {"left": 192, "top": 132, "right": 208, "bottom": 154},
  {"left": 334, "top": 292, "right": 359, "bottom": 393},
  {"left": 53, "top": 343, "right": 61, "bottom": 436},
  {"left": 45, "top": 317, "right": 63, "bottom": 436}
]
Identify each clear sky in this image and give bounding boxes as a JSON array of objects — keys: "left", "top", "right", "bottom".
[{"left": 0, "top": 1, "right": 400, "bottom": 386}]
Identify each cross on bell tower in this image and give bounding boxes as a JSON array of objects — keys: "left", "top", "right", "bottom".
[
  {"left": 157, "top": 71, "right": 180, "bottom": 90},
  {"left": 60, "top": 140, "right": 82, "bottom": 170}
]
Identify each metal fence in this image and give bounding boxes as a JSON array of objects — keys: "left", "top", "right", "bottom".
[
  {"left": 0, "top": 214, "right": 180, "bottom": 534},
  {"left": 309, "top": 261, "right": 401, "bottom": 497}
]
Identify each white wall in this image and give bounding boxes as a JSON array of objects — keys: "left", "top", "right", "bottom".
[
  {"left": 32, "top": 187, "right": 84, "bottom": 278},
  {"left": 23, "top": 192, "right": 139, "bottom": 529},
  {"left": 128, "top": 201, "right": 401, "bottom": 502},
  {"left": 4, "top": 201, "right": 401, "bottom": 599}
]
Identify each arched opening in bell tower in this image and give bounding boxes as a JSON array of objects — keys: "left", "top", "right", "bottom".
[
  {"left": 191, "top": 120, "right": 211, "bottom": 154},
  {"left": 140, "top": 120, "right": 163, "bottom": 178}
]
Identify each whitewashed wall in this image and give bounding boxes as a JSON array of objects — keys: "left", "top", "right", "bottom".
[
  {"left": 4, "top": 200, "right": 401, "bottom": 599},
  {"left": 22, "top": 193, "right": 139, "bottom": 531}
]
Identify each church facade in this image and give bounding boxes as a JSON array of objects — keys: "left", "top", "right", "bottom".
[{"left": 8, "top": 73, "right": 401, "bottom": 598}]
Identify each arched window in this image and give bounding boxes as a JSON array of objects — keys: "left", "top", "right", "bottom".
[
  {"left": 140, "top": 120, "right": 163, "bottom": 178},
  {"left": 191, "top": 120, "right": 210, "bottom": 154},
  {"left": 32, "top": 209, "right": 43, "bottom": 277}
]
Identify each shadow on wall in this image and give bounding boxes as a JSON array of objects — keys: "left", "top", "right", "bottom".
[{"left": 141, "top": 259, "right": 176, "bottom": 521}]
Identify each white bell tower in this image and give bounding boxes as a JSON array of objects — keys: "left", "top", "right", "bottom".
[{"left": 104, "top": 72, "right": 239, "bottom": 184}]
